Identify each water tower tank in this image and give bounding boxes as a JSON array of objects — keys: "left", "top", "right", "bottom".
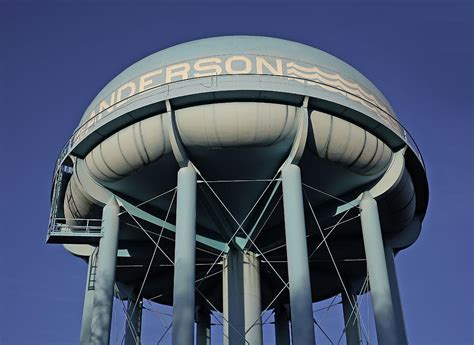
[{"left": 47, "top": 36, "right": 428, "bottom": 345}]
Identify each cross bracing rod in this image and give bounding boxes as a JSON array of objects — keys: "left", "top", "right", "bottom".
[{"left": 304, "top": 191, "right": 370, "bottom": 342}]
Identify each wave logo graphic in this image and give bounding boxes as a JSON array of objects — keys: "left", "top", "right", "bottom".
[{"left": 286, "top": 62, "right": 400, "bottom": 132}]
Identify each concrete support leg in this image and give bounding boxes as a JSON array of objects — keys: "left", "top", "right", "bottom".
[
  {"left": 274, "top": 305, "right": 290, "bottom": 345},
  {"left": 281, "top": 164, "right": 315, "bottom": 345},
  {"left": 223, "top": 250, "right": 263, "bottom": 345},
  {"left": 196, "top": 306, "right": 211, "bottom": 345},
  {"left": 384, "top": 246, "right": 408, "bottom": 344},
  {"left": 80, "top": 249, "right": 98, "bottom": 345},
  {"left": 359, "top": 192, "right": 406, "bottom": 345},
  {"left": 341, "top": 292, "right": 362, "bottom": 345},
  {"left": 90, "top": 198, "right": 120, "bottom": 345},
  {"left": 223, "top": 249, "right": 245, "bottom": 345},
  {"left": 124, "top": 295, "right": 142, "bottom": 345},
  {"left": 172, "top": 165, "right": 197, "bottom": 345},
  {"left": 243, "top": 251, "right": 263, "bottom": 345}
]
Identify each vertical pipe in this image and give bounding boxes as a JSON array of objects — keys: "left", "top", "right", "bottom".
[
  {"left": 359, "top": 192, "right": 405, "bottom": 345},
  {"left": 196, "top": 307, "right": 211, "bottom": 345},
  {"left": 243, "top": 251, "right": 263, "bottom": 345},
  {"left": 80, "top": 249, "right": 97, "bottom": 345},
  {"left": 281, "top": 164, "right": 315, "bottom": 345},
  {"left": 124, "top": 295, "right": 142, "bottom": 345},
  {"left": 341, "top": 292, "right": 362, "bottom": 345},
  {"left": 90, "top": 197, "right": 120, "bottom": 345},
  {"left": 172, "top": 165, "right": 197, "bottom": 345},
  {"left": 384, "top": 246, "right": 408, "bottom": 343},
  {"left": 223, "top": 256, "right": 229, "bottom": 345},
  {"left": 274, "top": 305, "right": 290, "bottom": 345},
  {"left": 222, "top": 249, "right": 245, "bottom": 345}
]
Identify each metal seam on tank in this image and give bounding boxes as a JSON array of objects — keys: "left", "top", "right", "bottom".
[
  {"left": 338, "top": 119, "right": 352, "bottom": 165},
  {"left": 268, "top": 105, "right": 291, "bottom": 146},
  {"left": 91, "top": 148, "right": 110, "bottom": 179},
  {"left": 356, "top": 135, "right": 379, "bottom": 172},
  {"left": 253, "top": 104, "right": 260, "bottom": 143},
  {"left": 324, "top": 115, "right": 334, "bottom": 160},
  {"left": 132, "top": 122, "right": 148, "bottom": 166},
  {"left": 269, "top": 104, "right": 297, "bottom": 147},
  {"left": 84, "top": 152, "right": 98, "bottom": 179},
  {"left": 364, "top": 142, "right": 389, "bottom": 175},
  {"left": 117, "top": 130, "right": 135, "bottom": 171},
  {"left": 64, "top": 181, "right": 83, "bottom": 219},
  {"left": 90, "top": 149, "right": 111, "bottom": 181},
  {"left": 347, "top": 130, "right": 367, "bottom": 169},
  {"left": 68, "top": 186, "right": 87, "bottom": 219},
  {"left": 84, "top": 156, "right": 97, "bottom": 180},
  {"left": 360, "top": 139, "right": 382, "bottom": 174},
  {"left": 161, "top": 115, "right": 171, "bottom": 153},
  {"left": 65, "top": 174, "right": 90, "bottom": 219},
  {"left": 73, "top": 165, "right": 96, "bottom": 207},
  {"left": 138, "top": 120, "right": 151, "bottom": 164},
  {"left": 99, "top": 142, "right": 127, "bottom": 178}
]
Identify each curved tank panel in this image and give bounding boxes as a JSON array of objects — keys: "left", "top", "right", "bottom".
[{"left": 47, "top": 36, "right": 429, "bottom": 344}]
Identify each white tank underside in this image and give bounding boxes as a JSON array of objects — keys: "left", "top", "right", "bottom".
[{"left": 61, "top": 101, "right": 416, "bottom": 305}]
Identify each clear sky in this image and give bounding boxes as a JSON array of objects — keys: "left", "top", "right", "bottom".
[{"left": 0, "top": 1, "right": 472, "bottom": 344}]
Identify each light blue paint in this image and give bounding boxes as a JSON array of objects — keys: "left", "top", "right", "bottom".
[{"left": 172, "top": 166, "right": 197, "bottom": 345}]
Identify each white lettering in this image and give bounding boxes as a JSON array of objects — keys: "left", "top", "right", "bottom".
[
  {"left": 193, "top": 57, "right": 223, "bottom": 77},
  {"left": 139, "top": 69, "right": 162, "bottom": 92},
  {"left": 225, "top": 56, "right": 252, "bottom": 74},
  {"left": 166, "top": 63, "right": 190, "bottom": 83},
  {"left": 99, "top": 92, "right": 116, "bottom": 114},
  {"left": 115, "top": 81, "right": 137, "bottom": 108},
  {"left": 256, "top": 56, "right": 282, "bottom": 75}
]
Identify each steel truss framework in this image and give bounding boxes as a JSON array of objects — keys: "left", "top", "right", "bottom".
[{"left": 73, "top": 159, "right": 407, "bottom": 344}]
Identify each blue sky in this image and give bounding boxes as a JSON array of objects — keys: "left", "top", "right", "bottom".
[{"left": 0, "top": 1, "right": 472, "bottom": 344}]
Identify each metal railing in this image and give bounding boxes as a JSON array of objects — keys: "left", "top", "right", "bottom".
[
  {"left": 48, "top": 218, "right": 103, "bottom": 236},
  {"left": 47, "top": 73, "right": 426, "bottom": 230}
]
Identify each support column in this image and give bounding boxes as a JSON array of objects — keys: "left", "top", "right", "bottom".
[
  {"left": 124, "top": 294, "right": 142, "bottom": 345},
  {"left": 274, "top": 305, "right": 290, "bottom": 345},
  {"left": 341, "top": 292, "right": 362, "bottom": 345},
  {"left": 359, "top": 192, "right": 406, "bottom": 345},
  {"left": 172, "top": 165, "right": 197, "bottom": 345},
  {"left": 281, "top": 164, "right": 315, "bottom": 345},
  {"left": 196, "top": 306, "right": 211, "bottom": 345},
  {"left": 223, "top": 250, "right": 263, "bottom": 345},
  {"left": 223, "top": 249, "right": 245, "bottom": 345},
  {"left": 384, "top": 246, "right": 408, "bottom": 344},
  {"left": 90, "top": 197, "right": 120, "bottom": 345},
  {"left": 80, "top": 249, "right": 97, "bottom": 345},
  {"left": 243, "top": 251, "right": 263, "bottom": 345}
]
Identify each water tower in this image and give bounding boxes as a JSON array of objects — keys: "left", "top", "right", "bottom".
[{"left": 47, "top": 36, "right": 428, "bottom": 345}]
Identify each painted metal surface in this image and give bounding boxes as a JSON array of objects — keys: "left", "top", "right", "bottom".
[
  {"left": 196, "top": 307, "right": 211, "bottom": 345},
  {"left": 359, "top": 192, "right": 407, "bottom": 344},
  {"left": 172, "top": 165, "right": 197, "bottom": 345},
  {"left": 342, "top": 292, "right": 362, "bottom": 345},
  {"left": 274, "top": 305, "right": 290, "bottom": 345},
  {"left": 79, "top": 250, "right": 97, "bottom": 345},
  {"left": 281, "top": 164, "right": 315, "bottom": 344},
  {"left": 90, "top": 198, "right": 120, "bottom": 345},
  {"left": 46, "top": 35, "right": 430, "bottom": 345}
]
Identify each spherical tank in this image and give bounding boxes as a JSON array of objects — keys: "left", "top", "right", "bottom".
[{"left": 48, "top": 36, "right": 428, "bottom": 343}]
